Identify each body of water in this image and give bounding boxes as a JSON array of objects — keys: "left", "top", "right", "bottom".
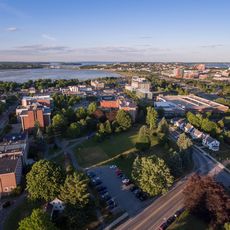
[{"left": 0, "top": 68, "right": 122, "bottom": 83}]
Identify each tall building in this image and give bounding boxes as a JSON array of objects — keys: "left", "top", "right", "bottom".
[
  {"left": 174, "top": 67, "right": 184, "bottom": 78},
  {"left": 131, "top": 76, "right": 151, "bottom": 91},
  {"left": 195, "top": 64, "right": 205, "bottom": 71}
]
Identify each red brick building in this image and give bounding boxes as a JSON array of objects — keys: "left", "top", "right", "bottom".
[
  {"left": 100, "top": 96, "right": 119, "bottom": 109},
  {"left": 20, "top": 105, "right": 51, "bottom": 132}
]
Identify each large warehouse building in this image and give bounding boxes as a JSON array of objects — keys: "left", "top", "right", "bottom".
[{"left": 155, "top": 94, "right": 229, "bottom": 116}]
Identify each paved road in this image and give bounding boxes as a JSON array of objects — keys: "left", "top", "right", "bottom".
[{"left": 116, "top": 131, "right": 230, "bottom": 230}]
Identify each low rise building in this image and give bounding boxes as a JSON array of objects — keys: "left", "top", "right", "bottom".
[
  {"left": 0, "top": 156, "right": 22, "bottom": 197},
  {"left": 21, "top": 95, "right": 53, "bottom": 108},
  {"left": 91, "top": 80, "right": 105, "bottom": 89},
  {"left": 0, "top": 133, "right": 29, "bottom": 164},
  {"left": 19, "top": 104, "right": 51, "bottom": 132},
  {"left": 202, "top": 135, "right": 220, "bottom": 151}
]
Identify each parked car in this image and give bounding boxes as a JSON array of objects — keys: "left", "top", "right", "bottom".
[
  {"left": 96, "top": 186, "right": 107, "bottom": 192},
  {"left": 99, "top": 190, "right": 108, "bottom": 195},
  {"left": 174, "top": 207, "right": 185, "bottom": 217},
  {"left": 91, "top": 177, "right": 102, "bottom": 186},
  {"left": 100, "top": 192, "right": 110, "bottom": 199},
  {"left": 122, "top": 178, "right": 130, "bottom": 184},
  {"left": 138, "top": 192, "right": 148, "bottom": 201},
  {"left": 2, "top": 200, "right": 13, "bottom": 208},
  {"left": 101, "top": 194, "right": 111, "bottom": 201},
  {"left": 107, "top": 202, "right": 117, "bottom": 210},
  {"left": 130, "top": 185, "right": 138, "bottom": 192},
  {"left": 159, "top": 222, "right": 168, "bottom": 230},
  {"left": 106, "top": 199, "right": 116, "bottom": 206},
  {"left": 109, "top": 165, "right": 117, "bottom": 169},
  {"left": 87, "top": 171, "right": 96, "bottom": 178}
]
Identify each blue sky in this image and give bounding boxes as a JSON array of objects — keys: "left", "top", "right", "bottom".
[{"left": 0, "top": 0, "right": 230, "bottom": 62}]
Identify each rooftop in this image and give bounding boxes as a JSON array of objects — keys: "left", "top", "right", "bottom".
[{"left": 0, "top": 156, "right": 20, "bottom": 174}]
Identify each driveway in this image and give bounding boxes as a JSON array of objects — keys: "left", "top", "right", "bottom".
[{"left": 90, "top": 166, "right": 152, "bottom": 216}]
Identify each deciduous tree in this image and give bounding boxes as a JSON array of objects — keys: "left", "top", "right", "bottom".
[
  {"left": 177, "top": 133, "right": 192, "bottom": 152},
  {"left": 132, "top": 156, "right": 173, "bottom": 196},
  {"left": 26, "top": 160, "right": 64, "bottom": 201},
  {"left": 116, "top": 110, "right": 132, "bottom": 131}
]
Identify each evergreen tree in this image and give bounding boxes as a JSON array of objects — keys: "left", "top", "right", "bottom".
[
  {"left": 136, "top": 125, "right": 150, "bottom": 150},
  {"left": 104, "top": 120, "right": 112, "bottom": 134},
  {"left": 18, "top": 209, "right": 57, "bottom": 230},
  {"left": 146, "top": 106, "right": 158, "bottom": 130},
  {"left": 59, "top": 172, "right": 89, "bottom": 207}
]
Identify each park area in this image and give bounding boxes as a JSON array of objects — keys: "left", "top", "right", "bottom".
[
  {"left": 74, "top": 127, "right": 139, "bottom": 168},
  {"left": 74, "top": 126, "right": 173, "bottom": 178}
]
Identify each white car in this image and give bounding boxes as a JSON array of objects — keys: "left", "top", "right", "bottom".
[{"left": 109, "top": 165, "right": 117, "bottom": 169}]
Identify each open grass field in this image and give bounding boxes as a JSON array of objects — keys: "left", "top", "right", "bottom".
[
  {"left": 4, "top": 199, "right": 43, "bottom": 230},
  {"left": 168, "top": 210, "right": 209, "bottom": 230},
  {"left": 74, "top": 127, "right": 139, "bottom": 168}
]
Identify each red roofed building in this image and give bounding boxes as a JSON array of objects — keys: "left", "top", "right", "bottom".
[{"left": 100, "top": 96, "right": 119, "bottom": 109}]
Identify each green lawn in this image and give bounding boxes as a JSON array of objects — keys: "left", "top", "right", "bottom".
[
  {"left": 74, "top": 127, "right": 139, "bottom": 168},
  {"left": 168, "top": 210, "right": 209, "bottom": 230},
  {"left": 4, "top": 198, "right": 43, "bottom": 230}
]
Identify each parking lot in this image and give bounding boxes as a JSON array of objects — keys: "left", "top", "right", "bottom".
[{"left": 89, "top": 166, "right": 152, "bottom": 216}]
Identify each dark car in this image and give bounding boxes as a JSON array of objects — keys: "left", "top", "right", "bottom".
[
  {"left": 2, "top": 200, "right": 13, "bottom": 208},
  {"left": 138, "top": 192, "right": 148, "bottom": 201},
  {"left": 107, "top": 202, "right": 117, "bottom": 210},
  {"left": 174, "top": 207, "right": 185, "bottom": 217},
  {"left": 101, "top": 194, "right": 111, "bottom": 201},
  {"left": 87, "top": 171, "right": 96, "bottom": 178},
  {"left": 96, "top": 186, "right": 107, "bottom": 192},
  {"left": 130, "top": 185, "right": 138, "bottom": 192},
  {"left": 100, "top": 192, "right": 110, "bottom": 199},
  {"left": 167, "top": 215, "right": 176, "bottom": 225},
  {"left": 99, "top": 190, "right": 108, "bottom": 195},
  {"left": 159, "top": 222, "right": 168, "bottom": 230},
  {"left": 91, "top": 178, "right": 102, "bottom": 186},
  {"left": 106, "top": 199, "right": 116, "bottom": 206}
]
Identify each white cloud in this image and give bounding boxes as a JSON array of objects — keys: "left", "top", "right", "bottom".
[
  {"left": 6, "top": 27, "right": 18, "bottom": 32},
  {"left": 42, "top": 34, "right": 56, "bottom": 41}
]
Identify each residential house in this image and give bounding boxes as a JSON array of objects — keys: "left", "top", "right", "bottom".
[
  {"left": 191, "top": 129, "right": 203, "bottom": 140},
  {"left": 44, "top": 198, "right": 65, "bottom": 219},
  {"left": 202, "top": 135, "right": 220, "bottom": 151},
  {"left": 184, "top": 123, "right": 194, "bottom": 134},
  {"left": 173, "top": 118, "right": 186, "bottom": 130}
]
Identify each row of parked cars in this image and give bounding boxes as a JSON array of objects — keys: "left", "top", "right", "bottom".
[
  {"left": 159, "top": 207, "right": 185, "bottom": 230},
  {"left": 112, "top": 166, "right": 149, "bottom": 202},
  {"left": 87, "top": 170, "right": 118, "bottom": 211}
]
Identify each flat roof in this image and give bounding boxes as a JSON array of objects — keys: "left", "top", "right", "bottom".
[
  {"left": 0, "top": 156, "right": 20, "bottom": 174},
  {"left": 157, "top": 94, "right": 229, "bottom": 112}
]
